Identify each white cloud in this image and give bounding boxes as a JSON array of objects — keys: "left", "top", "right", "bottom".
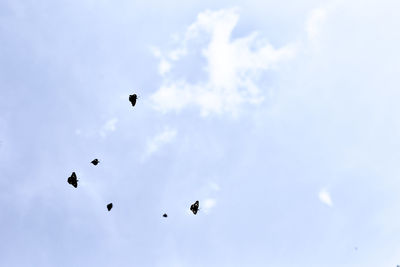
[
  {"left": 318, "top": 189, "right": 333, "bottom": 207},
  {"left": 100, "top": 118, "right": 118, "bottom": 137},
  {"left": 150, "top": 8, "right": 297, "bottom": 117},
  {"left": 158, "top": 59, "right": 171, "bottom": 76},
  {"left": 143, "top": 128, "right": 177, "bottom": 159},
  {"left": 202, "top": 198, "right": 217, "bottom": 214},
  {"left": 151, "top": 46, "right": 172, "bottom": 75},
  {"left": 306, "top": 6, "right": 329, "bottom": 43}
]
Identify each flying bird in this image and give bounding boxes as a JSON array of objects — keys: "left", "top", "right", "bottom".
[
  {"left": 107, "top": 203, "right": 113, "bottom": 211},
  {"left": 190, "top": 200, "right": 199, "bottom": 215},
  {"left": 163, "top": 213, "right": 168, "bottom": 218},
  {"left": 67, "top": 172, "right": 78, "bottom": 188},
  {"left": 91, "top": 159, "right": 99, "bottom": 165},
  {"left": 129, "top": 94, "right": 138, "bottom": 107}
]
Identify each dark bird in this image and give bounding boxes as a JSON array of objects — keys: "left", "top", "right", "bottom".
[
  {"left": 190, "top": 200, "right": 199, "bottom": 215},
  {"left": 163, "top": 213, "right": 168, "bottom": 218},
  {"left": 91, "top": 159, "right": 99, "bottom": 165},
  {"left": 107, "top": 203, "right": 113, "bottom": 211},
  {"left": 67, "top": 172, "right": 78, "bottom": 188},
  {"left": 129, "top": 94, "right": 138, "bottom": 107}
]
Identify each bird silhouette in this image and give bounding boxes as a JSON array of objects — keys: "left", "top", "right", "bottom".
[
  {"left": 67, "top": 172, "right": 78, "bottom": 188},
  {"left": 107, "top": 203, "right": 113, "bottom": 211},
  {"left": 190, "top": 200, "right": 199, "bottom": 215},
  {"left": 129, "top": 94, "right": 138, "bottom": 107}
]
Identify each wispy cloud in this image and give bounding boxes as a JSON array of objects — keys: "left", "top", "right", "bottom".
[
  {"left": 150, "top": 47, "right": 172, "bottom": 76},
  {"left": 318, "top": 189, "right": 333, "bottom": 207},
  {"left": 305, "top": 4, "right": 339, "bottom": 46},
  {"left": 100, "top": 118, "right": 118, "bottom": 137},
  {"left": 150, "top": 8, "right": 297, "bottom": 117},
  {"left": 209, "top": 182, "right": 220, "bottom": 192},
  {"left": 202, "top": 198, "right": 217, "bottom": 214},
  {"left": 143, "top": 128, "right": 177, "bottom": 159},
  {"left": 306, "top": 7, "right": 328, "bottom": 43}
]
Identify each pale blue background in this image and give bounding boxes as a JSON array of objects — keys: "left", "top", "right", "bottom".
[{"left": 1, "top": 0, "right": 400, "bottom": 266}]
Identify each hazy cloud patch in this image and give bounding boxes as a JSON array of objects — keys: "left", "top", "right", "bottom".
[
  {"left": 143, "top": 128, "right": 177, "bottom": 160},
  {"left": 318, "top": 188, "right": 333, "bottom": 207},
  {"left": 306, "top": 7, "right": 328, "bottom": 43},
  {"left": 100, "top": 118, "right": 118, "bottom": 138},
  {"left": 202, "top": 198, "right": 217, "bottom": 214},
  {"left": 209, "top": 182, "right": 220, "bottom": 192},
  {"left": 150, "top": 8, "right": 297, "bottom": 117}
]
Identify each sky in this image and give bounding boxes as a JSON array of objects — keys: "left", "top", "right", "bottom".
[{"left": 1, "top": 0, "right": 400, "bottom": 266}]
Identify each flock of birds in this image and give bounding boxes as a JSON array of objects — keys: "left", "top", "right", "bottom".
[
  {"left": 62, "top": 93, "right": 398, "bottom": 263},
  {"left": 66, "top": 93, "right": 200, "bottom": 217}
]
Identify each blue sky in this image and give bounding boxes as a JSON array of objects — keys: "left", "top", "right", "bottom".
[{"left": 1, "top": 0, "right": 400, "bottom": 266}]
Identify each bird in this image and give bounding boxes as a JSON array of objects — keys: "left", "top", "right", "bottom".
[
  {"left": 91, "top": 159, "right": 99, "bottom": 165},
  {"left": 129, "top": 94, "right": 138, "bottom": 107},
  {"left": 163, "top": 213, "right": 168, "bottom": 218},
  {"left": 107, "top": 203, "right": 113, "bottom": 211},
  {"left": 67, "top": 172, "right": 78, "bottom": 188},
  {"left": 190, "top": 200, "right": 199, "bottom": 215}
]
